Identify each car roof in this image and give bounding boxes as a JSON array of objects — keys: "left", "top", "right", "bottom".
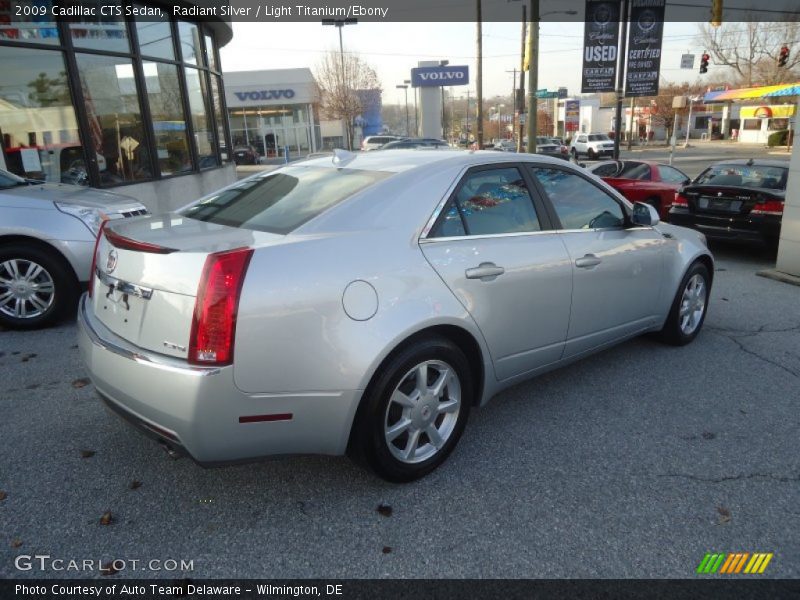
[
  {"left": 299, "top": 149, "right": 570, "bottom": 173},
  {"left": 708, "top": 158, "right": 789, "bottom": 168}
]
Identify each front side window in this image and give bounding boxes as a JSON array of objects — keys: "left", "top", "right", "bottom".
[
  {"left": 180, "top": 166, "right": 391, "bottom": 234},
  {"left": 617, "top": 161, "right": 651, "bottom": 180},
  {"left": 658, "top": 165, "right": 689, "bottom": 184},
  {"left": 531, "top": 167, "right": 625, "bottom": 230},
  {"left": 75, "top": 53, "right": 152, "bottom": 185},
  {"left": 430, "top": 167, "right": 540, "bottom": 237}
]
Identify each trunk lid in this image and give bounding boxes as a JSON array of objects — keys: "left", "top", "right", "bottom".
[
  {"left": 681, "top": 185, "right": 785, "bottom": 216},
  {"left": 90, "top": 213, "right": 282, "bottom": 358}
]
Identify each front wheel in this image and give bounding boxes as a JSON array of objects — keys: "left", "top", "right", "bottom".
[
  {"left": 657, "top": 261, "right": 711, "bottom": 346},
  {"left": 0, "top": 243, "right": 78, "bottom": 330},
  {"left": 570, "top": 148, "right": 578, "bottom": 159},
  {"left": 587, "top": 148, "right": 597, "bottom": 160},
  {"left": 349, "top": 337, "right": 473, "bottom": 482}
]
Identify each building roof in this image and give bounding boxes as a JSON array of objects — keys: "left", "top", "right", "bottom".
[{"left": 704, "top": 82, "right": 800, "bottom": 103}]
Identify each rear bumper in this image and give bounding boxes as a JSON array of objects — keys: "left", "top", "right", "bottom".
[
  {"left": 668, "top": 208, "right": 782, "bottom": 244},
  {"left": 77, "top": 294, "right": 362, "bottom": 464}
]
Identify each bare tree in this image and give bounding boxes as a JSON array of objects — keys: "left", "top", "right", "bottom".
[
  {"left": 314, "top": 48, "right": 381, "bottom": 149},
  {"left": 650, "top": 81, "right": 706, "bottom": 139},
  {"left": 697, "top": 20, "right": 800, "bottom": 87}
]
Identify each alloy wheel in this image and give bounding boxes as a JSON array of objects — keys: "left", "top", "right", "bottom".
[
  {"left": 679, "top": 273, "right": 707, "bottom": 335},
  {"left": 383, "top": 360, "right": 461, "bottom": 464},
  {"left": 0, "top": 258, "right": 56, "bottom": 319}
]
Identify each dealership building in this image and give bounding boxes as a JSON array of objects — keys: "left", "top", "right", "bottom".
[{"left": 0, "top": 0, "right": 235, "bottom": 212}]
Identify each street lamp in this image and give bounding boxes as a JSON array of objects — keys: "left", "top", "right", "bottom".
[
  {"left": 404, "top": 79, "right": 416, "bottom": 136},
  {"left": 517, "top": 3, "right": 577, "bottom": 152},
  {"left": 322, "top": 18, "right": 357, "bottom": 150},
  {"left": 396, "top": 84, "right": 410, "bottom": 136}
]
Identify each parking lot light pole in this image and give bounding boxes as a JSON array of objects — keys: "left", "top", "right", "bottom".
[
  {"left": 396, "top": 84, "right": 410, "bottom": 136},
  {"left": 403, "top": 79, "right": 416, "bottom": 136},
  {"left": 322, "top": 18, "right": 357, "bottom": 150}
]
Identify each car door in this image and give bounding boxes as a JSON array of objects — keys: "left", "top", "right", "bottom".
[
  {"left": 420, "top": 164, "right": 573, "bottom": 381},
  {"left": 527, "top": 164, "right": 666, "bottom": 359}
]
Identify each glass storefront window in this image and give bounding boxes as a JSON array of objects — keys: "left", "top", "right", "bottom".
[
  {"left": 68, "top": 1, "right": 130, "bottom": 54},
  {"left": 178, "top": 21, "right": 203, "bottom": 66},
  {"left": 0, "top": 46, "right": 82, "bottom": 183},
  {"left": 143, "top": 62, "right": 191, "bottom": 176},
  {"left": 204, "top": 34, "right": 217, "bottom": 72},
  {"left": 75, "top": 53, "right": 152, "bottom": 185},
  {"left": 0, "top": 0, "right": 59, "bottom": 45},
  {"left": 184, "top": 67, "right": 216, "bottom": 167},
  {"left": 210, "top": 74, "right": 228, "bottom": 159},
  {"left": 135, "top": 9, "right": 175, "bottom": 61}
]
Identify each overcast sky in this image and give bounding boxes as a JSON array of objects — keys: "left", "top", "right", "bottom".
[{"left": 220, "top": 20, "right": 720, "bottom": 103}]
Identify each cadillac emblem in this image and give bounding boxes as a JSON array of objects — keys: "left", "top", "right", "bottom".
[{"left": 106, "top": 249, "right": 118, "bottom": 273}]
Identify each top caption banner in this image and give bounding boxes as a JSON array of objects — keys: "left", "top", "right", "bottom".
[{"left": 3, "top": 0, "right": 787, "bottom": 22}]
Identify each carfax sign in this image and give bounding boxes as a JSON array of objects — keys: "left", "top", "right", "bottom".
[{"left": 410, "top": 65, "right": 469, "bottom": 87}]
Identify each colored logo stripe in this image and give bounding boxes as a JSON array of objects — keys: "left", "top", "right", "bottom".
[{"left": 698, "top": 553, "right": 773, "bottom": 574}]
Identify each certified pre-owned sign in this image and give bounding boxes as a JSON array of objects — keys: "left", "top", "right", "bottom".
[{"left": 410, "top": 66, "right": 469, "bottom": 87}]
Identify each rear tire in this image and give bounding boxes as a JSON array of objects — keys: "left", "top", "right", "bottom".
[
  {"left": 656, "top": 261, "right": 710, "bottom": 346},
  {"left": 0, "top": 243, "right": 79, "bottom": 330},
  {"left": 587, "top": 148, "right": 597, "bottom": 160},
  {"left": 349, "top": 336, "right": 473, "bottom": 482}
]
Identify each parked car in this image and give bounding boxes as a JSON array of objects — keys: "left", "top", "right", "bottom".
[
  {"left": 232, "top": 146, "right": 260, "bottom": 165},
  {"left": 0, "top": 168, "right": 148, "bottom": 329},
  {"left": 77, "top": 150, "right": 713, "bottom": 482},
  {"left": 534, "top": 136, "right": 569, "bottom": 160},
  {"left": 379, "top": 138, "right": 449, "bottom": 150},
  {"left": 362, "top": 135, "right": 402, "bottom": 151},
  {"left": 493, "top": 139, "right": 517, "bottom": 152},
  {"left": 670, "top": 159, "right": 788, "bottom": 246},
  {"left": 570, "top": 133, "right": 615, "bottom": 160},
  {"left": 588, "top": 160, "right": 690, "bottom": 221}
]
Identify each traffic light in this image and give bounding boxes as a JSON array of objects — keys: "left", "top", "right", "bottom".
[
  {"left": 710, "top": 0, "right": 723, "bottom": 27},
  {"left": 700, "top": 53, "right": 710, "bottom": 74},
  {"left": 779, "top": 45, "right": 790, "bottom": 67}
]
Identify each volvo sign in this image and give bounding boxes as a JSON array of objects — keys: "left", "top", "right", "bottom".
[
  {"left": 233, "top": 89, "right": 296, "bottom": 101},
  {"left": 410, "top": 65, "right": 469, "bottom": 87}
]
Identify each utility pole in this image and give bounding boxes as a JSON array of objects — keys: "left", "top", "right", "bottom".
[
  {"left": 476, "top": 0, "right": 484, "bottom": 148},
  {"left": 613, "top": 0, "right": 629, "bottom": 160},
  {"left": 517, "top": 3, "right": 527, "bottom": 151},
  {"left": 506, "top": 68, "right": 517, "bottom": 145},
  {"left": 525, "top": 0, "right": 539, "bottom": 153}
]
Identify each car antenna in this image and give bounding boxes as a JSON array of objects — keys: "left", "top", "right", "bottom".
[{"left": 332, "top": 148, "right": 357, "bottom": 166}]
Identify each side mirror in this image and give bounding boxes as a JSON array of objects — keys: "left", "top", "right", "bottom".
[{"left": 631, "top": 201, "right": 660, "bottom": 227}]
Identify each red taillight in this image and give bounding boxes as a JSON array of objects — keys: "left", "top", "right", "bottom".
[
  {"left": 88, "top": 221, "right": 107, "bottom": 297},
  {"left": 673, "top": 192, "right": 689, "bottom": 207},
  {"left": 751, "top": 199, "right": 784, "bottom": 216},
  {"left": 188, "top": 248, "right": 253, "bottom": 366},
  {"left": 104, "top": 228, "right": 177, "bottom": 254}
]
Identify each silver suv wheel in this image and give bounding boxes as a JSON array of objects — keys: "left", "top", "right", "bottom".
[{"left": 0, "top": 258, "right": 56, "bottom": 319}]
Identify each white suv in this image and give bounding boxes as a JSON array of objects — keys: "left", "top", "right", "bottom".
[{"left": 570, "top": 133, "right": 615, "bottom": 160}]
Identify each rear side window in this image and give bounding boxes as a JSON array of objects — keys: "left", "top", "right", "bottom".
[
  {"left": 430, "top": 167, "right": 540, "bottom": 237},
  {"left": 180, "top": 166, "right": 391, "bottom": 234},
  {"left": 617, "top": 161, "right": 651, "bottom": 180}
]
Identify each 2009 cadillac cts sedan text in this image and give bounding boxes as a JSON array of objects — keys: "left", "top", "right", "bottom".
[{"left": 78, "top": 150, "right": 713, "bottom": 481}]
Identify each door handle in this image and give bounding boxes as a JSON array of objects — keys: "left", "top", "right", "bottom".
[
  {"left": 575, "top": 254, "right": 602, "bottom": 268},
  {"left": 465, "top": 262, "right": 505, "bottom": 280}
]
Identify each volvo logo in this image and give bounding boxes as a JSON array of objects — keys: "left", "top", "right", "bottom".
[{"left": 106, "top": 249, "right": 118, "bottom": 273}]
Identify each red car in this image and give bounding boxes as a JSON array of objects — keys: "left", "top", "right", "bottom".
[{"left": 588, "top": 160, "right": 690, "bottom": 221}]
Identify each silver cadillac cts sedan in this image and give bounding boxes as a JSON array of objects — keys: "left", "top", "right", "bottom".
[{"left": 77, "top": 150, "right": 713, "bottom": 482}]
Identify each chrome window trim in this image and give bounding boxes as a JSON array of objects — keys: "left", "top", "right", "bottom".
[{"left": 420, "top": 229, "right": 557, "bottom": 244}]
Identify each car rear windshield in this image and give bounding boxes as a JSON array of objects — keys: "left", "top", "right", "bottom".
[
  {"left": 694, "top": 164, "right": 788, "bottom": 190},
  {"left": 588, "top": 134, "right": 611, "bottom": 141},
  {"left": 180, "top": 166, "right": 391, "bottom": 234}
]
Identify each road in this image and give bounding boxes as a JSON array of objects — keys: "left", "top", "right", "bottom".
[{"left": 1, "top": 242, "right": 798, "bottom": 579}]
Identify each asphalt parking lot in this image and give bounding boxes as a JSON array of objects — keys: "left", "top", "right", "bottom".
[{"left": 1, "top": 242, "right": 798, "bottom": 579}]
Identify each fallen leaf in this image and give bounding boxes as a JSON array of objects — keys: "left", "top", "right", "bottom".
[
  {"left": 25, "top": 384, "right": 40, "bottom": 389},
  {"left": 72, "top": 378, "right": 91, "bottom": 389},
  {"left": 11, "top": 539, "right": 22, "bottom": 548},
  {"left": 702, "top": 431, "right": 716, "bottom": 440},
  {"left": 11, "top": 351, "right": 20, "bottom": 355},
  {"left": 0, "top": 491, "right": 6, "bottom": 501},
  {"left": 382, "top": 546, "right": 392, "bottom": 554},
  {"left": 721, "top": 297, "right": 729, "bottom": 302},
  {"left": 100, "top": 561, "right": 119, "bottom": 576},
  {"left": 80, "top": 450, "right": 96, "bottom": 459},
  {"left": 376, "top": 503, "right": 393, "bottom": 517},
  {"left": 99, "top": 511, "right": 113, "bottom": 526},
  {"left": 129, "top": 480, "right": 142, "bottom": 490},
  {"left": 717, "top": 506, "right": 731, "bottom": 524},
  {"left": 21, "top": 353, "right": 37, "bottom": 362},
  {"left": 71, "top": 345, "right": 79, "bottom": 349}
]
